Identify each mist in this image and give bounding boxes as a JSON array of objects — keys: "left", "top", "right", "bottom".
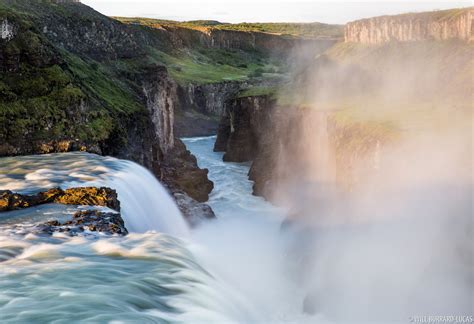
[{"left": 270, "top": 37, "right": 473, "bottom": 321}]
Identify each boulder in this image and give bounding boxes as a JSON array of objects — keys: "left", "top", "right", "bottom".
[
  {"left": 37, "top": 210, "right": 128, "bottom": 236},
  {"left": 173, "top": 191, "right": 215, "bottom": 227}
]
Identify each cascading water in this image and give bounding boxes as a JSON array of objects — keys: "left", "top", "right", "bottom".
[
  {"left": 90, "top": 160, "right": 189, "bottom": 236},
  {"left": 2, "top": 135, "right": 469, "bottom": 323},
  {"left": 0, "top": 152, "right": 188, "bottom": 236},
  {"left": 0, "top": 138, "right": 318, "bottom": 323},
  {"left": 0, "top": 150, "right": 259, "bottom": 323}
]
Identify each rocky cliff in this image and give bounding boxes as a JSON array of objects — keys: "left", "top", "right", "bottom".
[
  {"left": 179, "top": 81, "right": 244, "bottom": 116},
  {"left": 215, "top": 97, "right": 390, "bottom": 200},
  {"left": 214, "top": 95, "right": 276, "bottom": 162},
  {"left": 174, "top": 81, "right": 244, "bottom": 136},
  {"left": 216, "top": 8, "right": 473, "bottom": 201},
  {"left": 160, "top": 24, "right": 337, "bottom": 57},
  {"left": 345, "top": 7, "right": 474, "bottom": 44},
  {"left": 0, "top": 0, "right": 213, "bottom": 217}
]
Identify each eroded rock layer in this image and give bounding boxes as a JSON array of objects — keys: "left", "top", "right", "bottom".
[
  {"left": 0, "top": 187, "right": 120, "bottom": 212},
  {"left": 345, "top": 7, "right": 474, "bottom": 44}
]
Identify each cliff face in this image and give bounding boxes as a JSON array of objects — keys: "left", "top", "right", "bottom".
[
  {"left": 345, "top": 7, "right": 474, "bottom": 44},
  {"left": 179, "top": 81, "right": 244, "bottom": 116},
  {"left": 215, "top": 96, "right": 389, "bottom": 200},
  {"left": 214, "top": 95, "right": 275, "bottom": 162},
  {"left": 174, "top": 81, "right": 245, "bottom": 137},
  {"left": 162, "top": 25, "right": 337, "bottom": 57},
  {"left": 142, "top": 66, "right": 176, "bottom": 153}
]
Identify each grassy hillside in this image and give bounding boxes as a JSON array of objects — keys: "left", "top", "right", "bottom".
[
  {"left": 0, "top": 1, "right": 159, "bottom": 153},
  {"left": 114, "top": 16, "right": 341, "bottom": 85},
  {"left": 214, "top": 22, "right": 343, "bottom": 38},
  {"left": 357, "top": 6, "right": 473, "bottom": 22},
  {"left": 0, "top": 0, "right": 295, "bottom": 154},
  {"left": 115, "top": 17, "right": 343, "bottom": 39},
  {"left": 148, "top": 47, "right": 285, "bottom": 84}
]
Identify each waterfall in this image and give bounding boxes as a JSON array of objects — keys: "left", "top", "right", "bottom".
[
  {"left": 0, "top": 152, "right": 189, "bottom": 237},
  {"left": 95, "top": 160, "right": 189, "bottom": 236}
]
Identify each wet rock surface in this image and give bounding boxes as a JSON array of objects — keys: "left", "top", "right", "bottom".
[
  {"left": 36, "top": 210, "right": 128, "bottom": 236},
  {"left": 173, "top": 191, "right": 215, "bottom": 227},
  {"left": 214, "top": 95, "right": 276, "bottom": 162},
  {"left": 161, "top": 140, "right": 214, "bottom": 203},
  {"left": 0, "top": 186, "right": 127, "bottom": 236},
  {"left": 0, "top": 187, "right": 120, "bottom": 212}
]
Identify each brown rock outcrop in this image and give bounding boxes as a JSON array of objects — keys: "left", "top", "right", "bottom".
[
  {"left": 0, "top": 187, "right": 120, "bottom": 212},
  {"left": 37, "top": 210, "right": 128, "bottom": 236}
]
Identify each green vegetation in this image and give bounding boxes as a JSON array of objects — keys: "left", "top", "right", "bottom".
[
  {"left": 0, "top": 0, "right": 294, "bottom": 153},
  {"left": 0, "top": 8, "right": 143, "bottom": 146},
  {"left": 114, "top": 17, "right": 293, "bottom": 85},
  {"left": 148, "top": 47, "right": 285, "bottom": 85},
  {"left": 0, "top": 11, "right": 87, "bottom": 143},
  {"left": 373, "top": 7, "right": 473, "bottom": 22},
  {"left": 64, "top": 52, "right": 142, "bottom": 114},
  {"left": 114, "top": 17, "right": 343, "bottom": 39},
  {"left": 214, "top": 22, "right": 343, "bottom": 38},
  {"left": 238, "top": 86, "right": 279, "bottom": 98}
]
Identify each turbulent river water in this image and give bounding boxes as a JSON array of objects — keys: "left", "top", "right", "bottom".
[{"left": 0, "top": 136, "right": 317, "bottom": 323}]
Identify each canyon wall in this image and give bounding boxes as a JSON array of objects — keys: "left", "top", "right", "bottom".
[
  {"left": 0, "top": 1, "right": 213, "bottom": 219},
  {"left": 345, "top": 7, "right": 474, "bottom": 44},
  {"left": 174, "top": 81, "right": 245, "bottom": 137},
  {"left": 179, "top": 81, "right": 244, "bottom": 116},
  {"left": 214, "top": 95, "right": 276, "bottom": 162},
  {"left": 162, "top": 25, "right": 337, "bottom": 57},
  {"left": 215, "top": 96, "right": 385, "bottom": 200}
]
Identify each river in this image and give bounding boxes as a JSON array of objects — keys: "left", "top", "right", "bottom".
[{"left": 0, "top": 136, "right": 318, "bottom": 323}]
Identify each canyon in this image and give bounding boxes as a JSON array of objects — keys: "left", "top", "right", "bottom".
[
  {"left": 0, "top": 0, "right": 339, "bottom": 220},
  {"left": 215, "top": 7, "right": 473, "bottom": 204},
  {"left": 0, "top": 2, "right": 472, "bottom": 322},
  {"left": 0, "top": 1, "right": 472, "bottom": 220}
]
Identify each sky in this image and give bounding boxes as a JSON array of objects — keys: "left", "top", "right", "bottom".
[{"left": 81, "top": 0, "right": 472, "bottom": 24}]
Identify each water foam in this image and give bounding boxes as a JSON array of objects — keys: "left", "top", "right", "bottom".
[{"left": 0, "top": 152, "right": 188, "bottom": 236}]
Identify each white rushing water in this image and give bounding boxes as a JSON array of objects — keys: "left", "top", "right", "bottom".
[
  {"left": 0, "top": 152, "right": 188, "bottom": 236},
  {"left": 1, "top": 137, "right": 471, "bottom": 323},
  {"left": 0, "top": 149, "right": 261, "bottom": 323},
  {"left": 0, "top": 139, "right": 319, "bottom": 323},
  {"left": 182, "top": 136, "right": 320, "bottom": 323}
]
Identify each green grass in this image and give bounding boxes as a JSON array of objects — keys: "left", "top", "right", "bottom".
[
  {"left": 114, "top": 17, "right": 343, "bottom": 39},
  {"left": 369, "top": 6, "right": 473, "bottom": 22},
  {"left": 64, "top": 52, "right": 142, "bottom": 114},
  {"left": 0, "top": 10, "right": 94, "bottom": 142},
  {"left": 214, "top": 22, "right": 343, "bottom": 38},
  {"left": 0, "top": 8, "right": 143, "bottom": 144},
  {"left": 113, "top": 17, "right": 299, "bottom": 85},
  {"left": 147, "top": 47, "right": 285, "bottom": 85},
  {"left": 238, "top": 86, "right": 280, "bottom": 98}
]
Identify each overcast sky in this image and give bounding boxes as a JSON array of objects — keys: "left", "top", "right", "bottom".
[{"left": 81, "top": 1, "right": 472, "bottom": 24}]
